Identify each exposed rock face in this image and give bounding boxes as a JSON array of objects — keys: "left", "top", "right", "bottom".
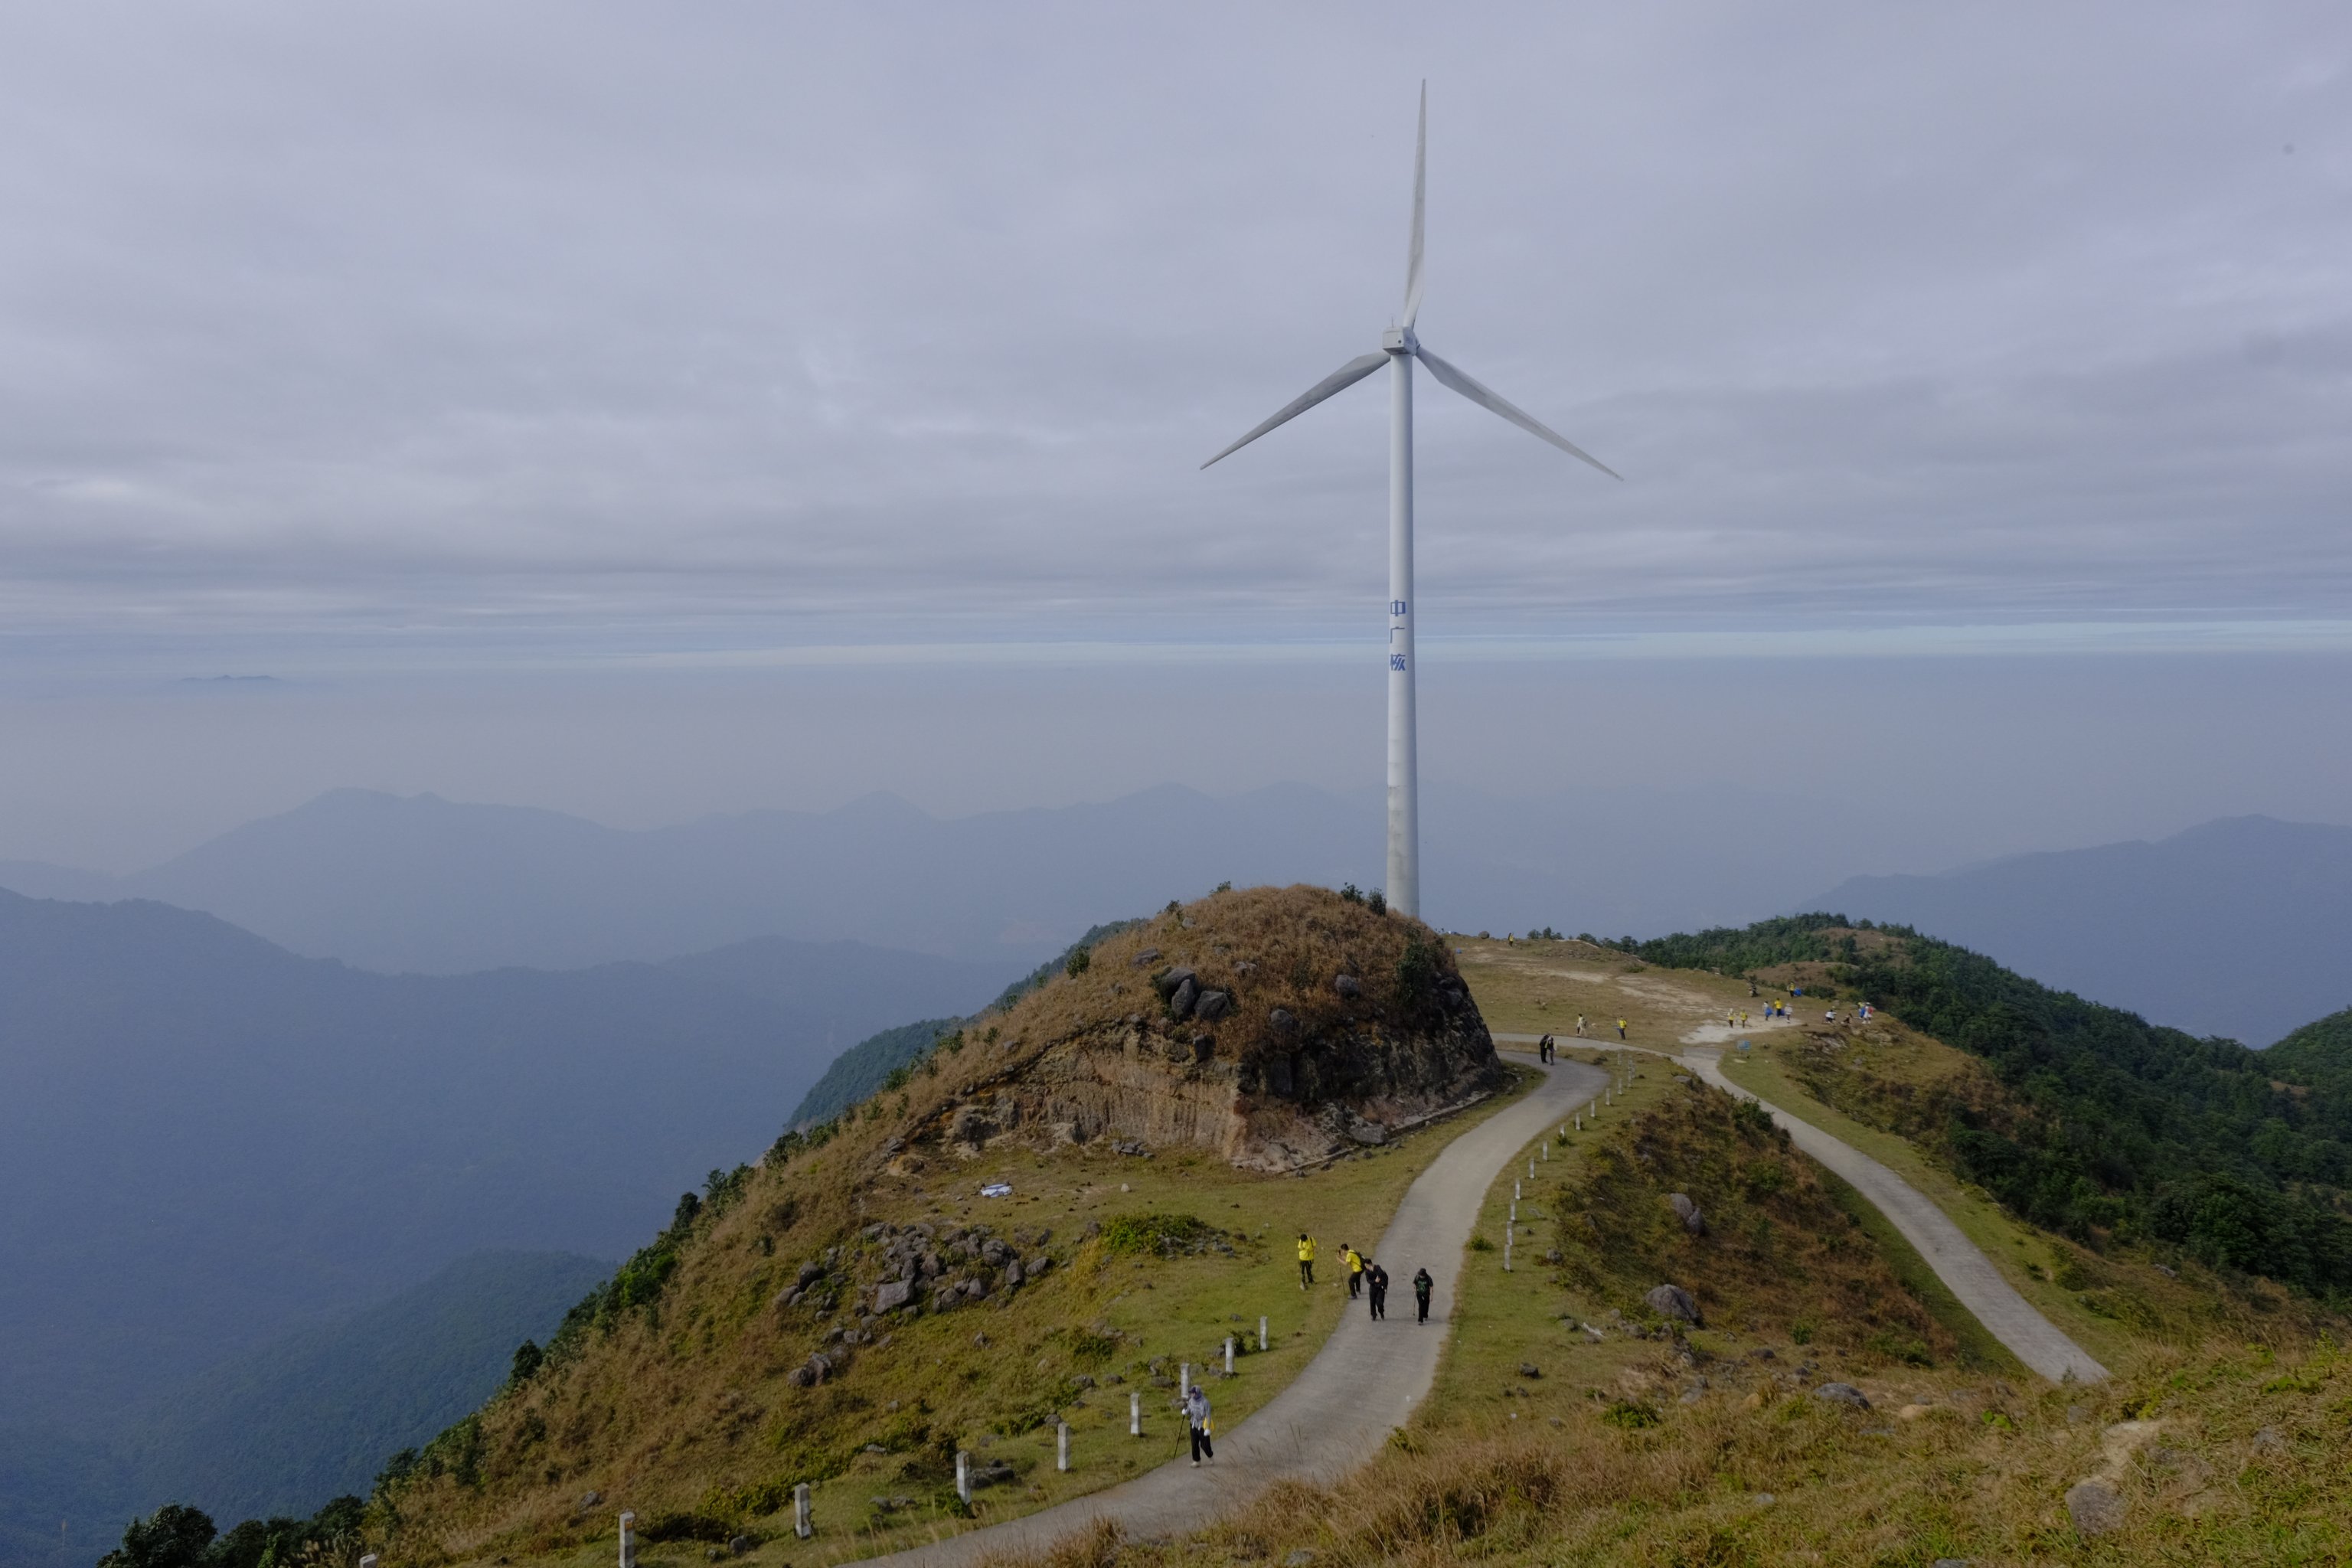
[{"left": 905, "top": 887, "right": 1501, "bottom": 1171}]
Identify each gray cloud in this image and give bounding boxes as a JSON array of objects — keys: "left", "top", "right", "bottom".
[{"left": 1, "top": 3, "right": 2347, "bottom": 648}]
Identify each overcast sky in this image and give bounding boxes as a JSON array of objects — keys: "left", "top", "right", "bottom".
[{"left": 3, "top": 5, "right": 2349, "bottom": 869}]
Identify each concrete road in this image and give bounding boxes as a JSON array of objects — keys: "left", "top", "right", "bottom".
[
  {"left": 1680, "top": 1047, "right": 2108, "bottom": 1384},
  {"left": 858, "top": 1053, "right": 1604, "bottom": 1566}
]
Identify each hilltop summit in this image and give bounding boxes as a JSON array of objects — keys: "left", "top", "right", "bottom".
[
  {"left": 363, "top": 884, "right": 1503, "bottom": 1563},
  {"left": 910, "top": 885, "right": 1500, "bottom": 1171}
]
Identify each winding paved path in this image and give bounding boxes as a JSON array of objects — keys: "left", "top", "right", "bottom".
[
  {"left": 862, "top": 1054, "right": 1604, "bottom": 1566},
  {"left": 1678, "top": 1046, "right": 2108, "bottom": 1384}
]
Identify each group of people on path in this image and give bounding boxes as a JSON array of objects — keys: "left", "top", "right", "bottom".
[
  {"left": 1298, "top": 1233, "right": 1436, "bottom": 1324},
  {"left": 1189, "top": 1230, "right": 1449, "bottom": 1464}
]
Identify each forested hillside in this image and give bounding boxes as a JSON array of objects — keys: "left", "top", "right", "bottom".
[{"left": 1635, "top": 915, "right": 2352, "bottom": 1296}]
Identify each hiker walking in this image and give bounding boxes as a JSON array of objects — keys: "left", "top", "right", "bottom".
[
  {"left": 1344, "top": 1243, "right": 1364, "bottom": 1298},
  {"left": 1615, "top": 1018, "right": 1628, "bottom": 1041},
  {"left": 1412, "top": 1266, "right": 1434, "bottom": 1324},
  {"left": 1576, "top": 1014, "right": 1586, "bottom": 1037},
  {"left": 1295, "top": 1233, "right": 1316, "bottom": 1289},
  {"left": 1538, "top": 1033, "right": 1553, "bottom": 1063},
  {"left": 1367, "top": 1262, "right": 1390, "bottom": 1319},
  {"left": 1184, "top": 1383, "right": 1214, "bottom": 1465}
]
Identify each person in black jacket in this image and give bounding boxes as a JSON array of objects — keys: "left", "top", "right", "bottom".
[
  {"left": 1411, "top": 1266, "right": 1434, "bottom": 1324},
  {"left": 1365, "top": 1262, "right": 1389, "bottom": 1319}
]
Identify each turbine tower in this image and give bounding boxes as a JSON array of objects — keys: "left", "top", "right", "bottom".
[{"left": 1201, "top": 86, "right": 1619, "bottom": 920}]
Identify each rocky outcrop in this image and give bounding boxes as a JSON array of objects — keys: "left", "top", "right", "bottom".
[
  {"left": 1645, "top": 1283, "right": 1700, "bottom": 1323},
  {"left": 902, "top": 887, "right": 1502, "bottom": 1171},
  {"left": 1668, "top": 1192, "right": 1707, "bottom": 1236}
]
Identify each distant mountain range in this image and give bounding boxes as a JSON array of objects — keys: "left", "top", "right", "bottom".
[
  {"left": 5, "top": 1251, "right": 608, "bottom": 1568},
  {"left": 0, "top": 889, "right": 1014, "bottom": 1558},
  {"left": 1814, "top": 815, "right": 2352, "bottom": 1046},
  {"left": 0, "top": 780, "right": 1934, "bottom": 974}
]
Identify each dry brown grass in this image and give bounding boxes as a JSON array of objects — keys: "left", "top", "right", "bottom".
[
  {"left": 941, "top": 883, "right": 1464, "bottom": 1076},
  {"left": 1132, "top": 1337, "right": 2352, "bottom": 1566},
  {"left": 1556, "top": 1081, "right": 1955, "bottom": 1364},
  {"left": 380, "top": 886, "right": 1517, "bottom": 1568}
]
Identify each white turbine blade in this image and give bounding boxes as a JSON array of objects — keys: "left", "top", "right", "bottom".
[
  {"left": 1401, "top": 82, "right": 1427, "bottom": 330},
  {"left": 1414, "top": 345, "right": 1621, "bottom": 479},
  {"left": 1200, "top": 351, "right": 1389, "bottom": 468}
]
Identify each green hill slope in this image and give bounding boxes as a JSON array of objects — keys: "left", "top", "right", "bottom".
[
  {"left": 15, "top": 1253, "right": 608, "bottom": 1568},
  {"left": 1635, "top": 915, "right": 2352, "bottom": 1297},
  {"left": 124, "top": 1251, "right": 612, "bottom": 1523},
  {"left": 788, "top": 1018, "right": 959, "bottom": 1128},
  {"left": 2265, "top": 1005, "right": 2352, "bottom": 1097}
]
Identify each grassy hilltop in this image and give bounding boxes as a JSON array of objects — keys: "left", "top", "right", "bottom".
[
  {"left": 368, "top": 885, "right": 1509, "bottom": 1564},
  {"left": 110, "top": 906, "right": 2352, "bottom": 1567}
]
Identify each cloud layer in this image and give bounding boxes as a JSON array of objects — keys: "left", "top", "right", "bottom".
[{"left": 2, "top": 4, "right": 2347, "bottom": 652}]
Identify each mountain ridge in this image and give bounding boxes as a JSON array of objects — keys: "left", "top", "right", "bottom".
[
  {"left": 0, "top": 779, "right": 1944, "bottom": 976},
  {"left": 1811, "top": 813, "right": 2352, "bottom": 1045},
  {"left": 0, "top": 888, "right": 1016, "bottom": 1563}
]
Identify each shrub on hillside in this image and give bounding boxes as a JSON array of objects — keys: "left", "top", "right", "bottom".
[{"left": 1096, "top": 1211, "right": 1216, "bottom": 1257}]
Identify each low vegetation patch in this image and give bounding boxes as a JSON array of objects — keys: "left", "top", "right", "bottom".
[
  {"left": 1553, "top": 1080, "right": 1956, "bottom": 1361},
  {"left": 1096, "top": 1211, "right": 1217, "bottom": 1257}
]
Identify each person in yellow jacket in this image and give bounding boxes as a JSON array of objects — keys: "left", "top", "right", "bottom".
[
  {"left": 1296, "top": 1233, "right": 1316, "bottom": 1289},
  {"left": 1344, "top": 1244, "right": 1365, "bottom": 1298}
]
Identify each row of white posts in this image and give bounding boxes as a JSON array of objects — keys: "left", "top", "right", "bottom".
[{"left": 659, "top": 1312, "right": 1279, "bottom": 1550}]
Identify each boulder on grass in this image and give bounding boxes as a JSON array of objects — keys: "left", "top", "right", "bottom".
[
  {"left": 2065, "top": 1478, "right": 2125, "bottom": 1537},
  {"left": 1645, "top": 1283, "right": 1700, "bottom": 1324}
]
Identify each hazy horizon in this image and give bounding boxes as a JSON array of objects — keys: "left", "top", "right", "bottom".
[{"left": 5, "top": 5, "right": 2350, "bottom": 882}]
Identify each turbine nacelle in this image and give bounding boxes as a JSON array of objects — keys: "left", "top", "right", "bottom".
[{"left": 1380, "top": 326, "right": 1418, "bottom": 355}]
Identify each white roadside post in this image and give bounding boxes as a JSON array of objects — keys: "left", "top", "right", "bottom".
[
  {"left": 1180, "top": 1362, "right": 1191, "bottom": 1399},
  {"left": 1514, "top": 1179, "right": 1521, "bottom": 1201},
  {"left": 1529, "top": 1158, "right": 1537, "bottom": 1179},
  {"left": 1509, "top": 1200, "right": 1517, "bottom": 1223},
  {"left": 1503, "top": 1234, "right": 1512, "bottom": 1272},
  {"left": 1259, "top": 1315, "right": 1269, "bottom": 1351},
  {"left": 619, "top": 1511, "right": 637, "bottom": 1568},
  {"left": 1130, "top": 1390, "right": 1142, "bottom": 1436},
  {"left": 793, "top": 1485, "right": 812, "bottom": 1540},
  {"left": 956, "top": 1452, "right": 972, "bottom": 1504},
  {"left": 1224, "top": 1337, "right": 1235, "bottom": 1375},
  {"left": 1057, "top": 1422, "right": 1070, "bottom": 1473}
]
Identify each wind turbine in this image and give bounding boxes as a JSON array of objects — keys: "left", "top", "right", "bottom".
[{"left": 1201, "top": 86, "right": 1619, "bottom": 921}]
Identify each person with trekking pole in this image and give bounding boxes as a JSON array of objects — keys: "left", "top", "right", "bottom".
[{"left": 1185, "top": 1383, "right": 1214, "bottom": 1465}]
